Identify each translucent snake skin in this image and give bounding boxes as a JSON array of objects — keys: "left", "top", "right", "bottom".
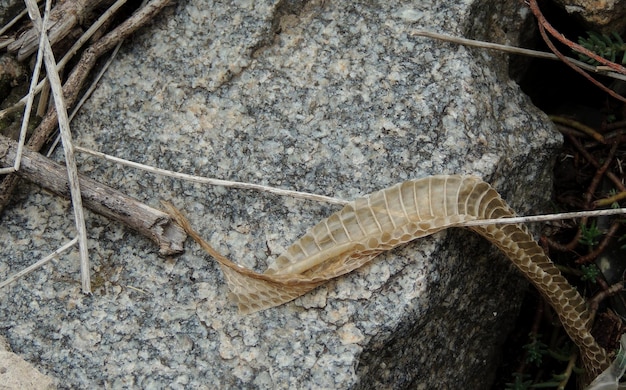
[{"left": 164, "top": 175, "right": 610, "bottom": 379}]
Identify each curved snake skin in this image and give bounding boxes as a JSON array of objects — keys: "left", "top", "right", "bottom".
[{"left": 164, "top": 175, "right": 610, "bottom": 378}]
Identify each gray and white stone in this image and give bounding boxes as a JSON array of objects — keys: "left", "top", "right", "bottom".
[
  {"left": 0, "top": 0, "right": 560, "bottom": 388},
  {"left": 0, "top": 336, "right": 57, "bottom": 389}
]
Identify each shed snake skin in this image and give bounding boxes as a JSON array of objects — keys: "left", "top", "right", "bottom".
[{"left": 163, "top": 174, "right": 610, "bottom": 378}]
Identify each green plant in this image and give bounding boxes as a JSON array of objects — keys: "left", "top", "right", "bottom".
[
  {"left": 524, "top": 333, "right": 549, "bottom": 366},
  {"left": 577, "top": 31, "right": 626, "bottom": 65},
  {"left": 579, "top": 220, "right": 602, "bottom": 247},
  {"left": 580, "top": 264, "right": 600, "bottom": 283}
]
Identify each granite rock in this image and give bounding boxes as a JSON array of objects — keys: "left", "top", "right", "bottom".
[
  {"left": 552, "top": 0, "right": 626, "bottom": 34},
  {"left": 0, "top": 0, "right": 560, "bottom": 388},
  {"left": 0, "top": 336, "right": 57, "bottom": 389}
]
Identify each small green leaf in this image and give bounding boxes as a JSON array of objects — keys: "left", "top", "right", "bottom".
[
  {"left": 577, "top": 30, "right": 626, "bottom": 65},
  {"left": 523, "top": 333, "right": 548, "bottom": 366},
  {"left": 579, "top": 221, "right": 602, "bottom": 247},
  {"left": 581, "top": 264, "right": 600, "bottom": 283}
]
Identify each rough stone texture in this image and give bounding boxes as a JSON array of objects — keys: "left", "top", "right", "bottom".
[
  {"left": 0, "top": 0, "right": 561, "bottom": 388},
  {"left": 0, "top": 336, "right": 57, "bottom": 389},
  {"left": 552, "top": 0, "right": 626, "bottom": 34},
  {"left": 468, "top": 0, "right": 539, "bottom": 83}
]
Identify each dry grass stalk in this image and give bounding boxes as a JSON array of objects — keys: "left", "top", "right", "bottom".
[
  {"left": 1, "top": 0, "right": 173, "bottom": 290},
  {"left": 25, "top": 0, "right": 91, "bottom": 292}
]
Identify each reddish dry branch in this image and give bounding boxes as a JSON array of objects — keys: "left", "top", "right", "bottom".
[
  {"left": 528, "top": 0, "right": 626, "bottom": 74},
  {"left": 528, "top": 0, "right": 626, "bottom": 103}
]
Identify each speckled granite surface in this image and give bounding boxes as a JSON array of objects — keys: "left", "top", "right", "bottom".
[
  {"left": 1, "top": 0, "right": 561, "bottom": 388},
  {"left": 0, "top": 335, "right": 56, "bottom": 389}
]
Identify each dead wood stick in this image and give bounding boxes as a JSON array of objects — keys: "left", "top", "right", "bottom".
[
  {"left": 8, "top": 0, "right": 116, "bottom": 61},
  {"left": 0, "top": 0, "right": 173, "bottom": 213},
  {"left": 0, "top": 134, "right": 186, "bottom": 256}
]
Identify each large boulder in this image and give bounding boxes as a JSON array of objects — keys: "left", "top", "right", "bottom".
[{"left": 0, "top": 0, "right": 560, "bottom": 388}]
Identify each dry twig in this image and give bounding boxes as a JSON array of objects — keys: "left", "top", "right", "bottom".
[
  {"left": 76, "top": 145, "right": 349, "bottom": 205},
  {"left": 0, "top": 0, "right": 173, "bottom": 213},
  {"left": 7, "top": 0, "right": 116, "bottom": 61},
  {"left": 77, "top": 145, "right": 626, "bottom": 226},
  {"left": 527, "top": 0, "right": 626, "bottom": 75},
  {"left": 412, "top": 30, "right": 626, "bottom": 82},
  {"left": 0, "top": 134, "right": 186, "bottom": 256},
  {"left": 0, "top": 237, "right": 79, "bottom": 289},
  {"left": 0, "top": 0, "right": 129, "bottom": 121},
  {"left": 26, "top": 0, "right": 92, "bottom": 292},
  {"left": 527, "top": 0, "right": 626, "bottom": 103}
]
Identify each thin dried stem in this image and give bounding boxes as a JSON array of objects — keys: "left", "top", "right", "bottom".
[
  {"left": 549, "top": 116, "right": 605, "bottom": 144},
  {"left": 584, "top": 142, "right": 618, "bottom": 208},
  {"left": 9, "top": 0, "right": 117, "bottom": 61},
  {"left": 0, "top": 0, "right": 173, "bottom": 213},
  {"left": 558, "top": 352, "right": 579, "bottom": 389},
  {"left": 75, "top": 145, "right": 349, "bottom": 205},
  {"left": 588, "top": 282, "right": 625, "bottom": 319},
  {"left": 0, "top": 237, "right": 79, "bottom": 289},
  {"left": 26, "top": 0, "right": 91, "bottom": 293},
  {"left": 594, "top": 191, "right": 626, "bottom": 208},
  {"left": 0, "top": 2, "right": 47, "bottom": 176},
  {"left": 536, "top": 22, "right": 626, "bottom": 104},
  {"left": 48, "top": 41, "right": 124, "bottom": 154},
  {"left": 568, "top": 135, "right": 626, "bottom": 192},
  {"left": 0, "top": 7, "right": 29, "bottom": 35},
  {"left": 412, "top": 30, "right": 626, "bottom": 82},
  {"left": 459, "top": 209, "right": 626, "bottom": 226},
  {"left": 57, "top": 0, "right": 128, "bottom": 70},
  {"left": 0, "top": 0, "right": 129, "bottom": 122},
  {"left": 0, "top": 7, "right": 29, "bottom": 48},
  {"left": 76, "top": 145, "right": 626, "bottom": 226},
  {"left": 575, "top": 221, "right": 621, "bottom": 264},
  {"left": 527, "top": 0, "right": 626, "bottom": 75}
]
